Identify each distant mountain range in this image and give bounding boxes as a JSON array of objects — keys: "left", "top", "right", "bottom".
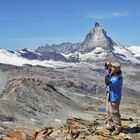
[{"left": 0, "top": 22, "right": 140, "bottom": 66}]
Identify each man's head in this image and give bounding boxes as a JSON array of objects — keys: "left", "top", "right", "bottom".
[{"left": 111, "top": 62, "right": 121, "bottom": 74}]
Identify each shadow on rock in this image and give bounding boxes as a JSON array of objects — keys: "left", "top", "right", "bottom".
[{"left": 123, "top": 127, "right": 140, "bottom": 134}]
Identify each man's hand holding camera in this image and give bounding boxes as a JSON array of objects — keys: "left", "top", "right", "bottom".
[{"left": 105, "top": 61, "right": 111, "bottom": 75}]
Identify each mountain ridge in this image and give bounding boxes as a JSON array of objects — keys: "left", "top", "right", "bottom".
[{"left": 28, "top": 22, "right": 140, "bottom": 64}]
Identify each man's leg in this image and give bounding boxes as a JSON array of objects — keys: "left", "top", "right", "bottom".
[
  {"left": 106, "top": 94, "right": 114, "bottom": 130},
  {"left": 110, "top": 101, "right": 122, "bottom": 135}
]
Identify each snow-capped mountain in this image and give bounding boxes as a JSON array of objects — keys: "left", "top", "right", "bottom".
[
  {"left": 35, "top": 22, "right": 140, "bottom": 64},
  {"left": 79, "top": 22, "right": 140, "bottom": 63},
  {"left": 0, "top": 22, "right": 140, "bottom": 66},
  {"left": 0, "top": 48, "right": 74, "bottom": 68},
  {"left": 80, "top": 22, "right": 115, "bottom": 52},
  {"left": 17, "top": 48, "right": 67, "bottom": 61},
  {"left": 63, "top": 22, "right": 139, "bottom": 63}
]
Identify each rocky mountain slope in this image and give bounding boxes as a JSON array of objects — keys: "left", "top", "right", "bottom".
[
  {"left": 0, "top": 77, "right": 97, "bottom": 135},
  {"left": 0, "top": 59, "right": 140, "bottom": 139},
  {"left": 0, "top": 69, "right": 139, "bottom": 138}
]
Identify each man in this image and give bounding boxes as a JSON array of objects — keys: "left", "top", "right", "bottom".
[{"left": 105, "top": 62, "right": 123, "bottom": 135}]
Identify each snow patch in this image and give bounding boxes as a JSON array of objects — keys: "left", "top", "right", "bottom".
[
  {"left": 79, "top": 50, "right": 107, "bottom": 60},
  {"left": 0, "top": 49, "right": 75, "bottom": 68},
  {"left": 127, "top": 46, "right": 140, "bottom": 57},
  {"left": 113, "top": 45, "right": 140, "bottom": 63},
  {"left": 93, "top": 47, "right": 105, "bottom": 54},
  {"left": 62, "top": 47, "right": 107, "bottom": 61},
  {"left": 18, "top": 48, "right": 41, "bottom": 55}
]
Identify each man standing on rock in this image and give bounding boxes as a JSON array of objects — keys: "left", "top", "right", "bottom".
[{"left": 105, "top": 61, "right": 123, "bottom": 135}]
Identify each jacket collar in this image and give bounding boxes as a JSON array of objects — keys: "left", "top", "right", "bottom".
[{"left": 111, "top": 70, "right": 122, "bottom": 77}]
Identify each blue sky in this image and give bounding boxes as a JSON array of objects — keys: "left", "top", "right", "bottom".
[{"left": 0, "top": 0, "right": 140, "bottom": 50}]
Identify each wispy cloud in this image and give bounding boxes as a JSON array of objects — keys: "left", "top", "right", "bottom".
[{"left": 86, "top": 11, "right": 140, "bottom": 19}]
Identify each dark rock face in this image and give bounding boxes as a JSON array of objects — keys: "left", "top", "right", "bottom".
[
  {"left": 36, "top": 42, "right": 81, "bottom": 54},
  {"left": 20, "top": 49, "right": 39, "bottom": 60},
  {"left": 39, "top": 51, "right": 67, "bottom": 61},
  {"left": 95, "top": 21, "right": 100, "bottom": 27},
  {"left": 80, "top": 22, "right": 115, "bottom": 52}
]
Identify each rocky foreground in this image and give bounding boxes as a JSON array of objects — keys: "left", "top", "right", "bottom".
[
  {"left": 0, "top": 63, "right": 140, "bottom": 140},
  {"left": 0, "top": 116, "right": 140, "bottom": 140}
]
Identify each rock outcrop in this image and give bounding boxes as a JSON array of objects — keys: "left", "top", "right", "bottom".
[{"left": 1, "top": 117, "right": 140, "bottom": 140}]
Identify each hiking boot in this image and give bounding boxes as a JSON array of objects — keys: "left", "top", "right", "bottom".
[
  {"left": 111, "top": 128, "right": 122, "bottom": 135},
  {"left": 106, "top": 126, "right": 115, "bottom": 131},
  {"left": 105, "top": 123, "right": 115, "bottom": 131}
]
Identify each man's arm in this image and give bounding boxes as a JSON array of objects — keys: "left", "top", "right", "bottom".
[{"left": 105, "top": 75, "right": 111, "bottom": 86}]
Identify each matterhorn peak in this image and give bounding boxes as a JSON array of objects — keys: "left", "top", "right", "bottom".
[
  {"left": 95, "top": 21, "right": 102, "bottom": 27},
  {"left": 81, "top": 22, "right": 114, "bottom": 52}
]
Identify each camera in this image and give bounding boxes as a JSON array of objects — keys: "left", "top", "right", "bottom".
[
  {"left": 105, "top": 63, "right": 109, "bottom": 70},
  {"left": 105, "top": 62, "right": 110, "bottom": 70},
  {"left": 104, "top": 61, "right": 111, "bottom": 72}
]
